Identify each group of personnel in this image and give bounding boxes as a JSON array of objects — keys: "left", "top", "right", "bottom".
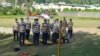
[{"left": 13, "top": 17, "right": 73, "bottom": 46}]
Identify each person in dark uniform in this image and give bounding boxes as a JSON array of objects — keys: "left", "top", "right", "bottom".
[
  {"left": 41, "top": 19, "right": 49, "bottom": 45},
  {"left": 32, "top": 19, "right": 40, "bottom": 45},
  {"left": 13, "top": 18, "right": 19, "bottom": 41},
  {"left": 51, "top": 19, "right": 59, "bottom": 43},
  {"left": 19, "top": 18, "right": 26, "bottom": 46},
  {"left": 25, "top": 17, "right": 31, "bottom": 40}
]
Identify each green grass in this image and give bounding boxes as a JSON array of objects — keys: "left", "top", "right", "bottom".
[
  {"left": 0, "top": 32, "right": 100, "bottom": 56},
  {"left": 63, "top": 9, "right": 79, "bottom": 12},
  {"left": 63, "top": 9, "right": 100, "bottom": 12},
  {"left": 0, "top": 0, "right": 3, "bottom": 2},
  {"left": 82, "top": 9, "right": 100, "bottom": 12},
  {"left": 0, "top": 15, "right": 24, "bottom": 27},
  {"left": 0, "top": 15, "right": 24, "bottom": 19},
  {"left": 38, "top": 32, "right": 100, "bottom": 56},
  {"left": 0, "top": 15, "right": 100, "bottom": 28},
  {"left": 0, "top": 33, "right": 38, "bottom": 56}
]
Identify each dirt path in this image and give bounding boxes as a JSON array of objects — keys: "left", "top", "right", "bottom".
[{"left": 0, "top": 27, "right": 100, "bottom": 35}]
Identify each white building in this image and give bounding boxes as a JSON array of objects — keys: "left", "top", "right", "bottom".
[
  {"left": 87, "top": 5, "right": 98, "bottom": 9},
  {"left": 34, "top": 4, "right": 41, "bottom": 9},
  {"left": 40, "top": 3, "right": 49, "bottom": 9},
  {"left": 32, "top": 2, "right": 100, "bottom": 12},
  {"left": 97, "top": 7, "right": 100, "bottom": 10},
  {"left": 1, "top": 1, "right": 11, "bottom": 7}
]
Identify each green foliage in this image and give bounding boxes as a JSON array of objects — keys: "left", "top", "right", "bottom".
[
  {"left": 0, "top": 6, "right": 25, "bottom": 15},
  {"left": 10, "top": 8, "right": 24, "bottom": 15},
  {"left": 0, "top": 6, "right": 13, "bottom": 15},
  {"left": 31, "top": 8, "right": 43, "bottom": 15},
  {"left": 49, "top": 9, "right": 57, "bottom": 15},
  {"left": 82, "top": 9, "right": 100, "bottom": 12},
  {"left": 63, "top": 8, "right": 79, "bottom": 12},
  {"left": 63, "top": 8, "right": 100, "bottom": 12},
  {"left": 31, "top": 8, "right": 57, "bottom": 15},
  {"left": 5, "top": 0, "right": 100, "bottom": 5}
]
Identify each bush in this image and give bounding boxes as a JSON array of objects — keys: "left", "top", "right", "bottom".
[
  {"left": 0, "top": 6, "right": 25, "bottom": 15},
  {"left": 83, "top": 9, "right": 99, "bottom": 12},
  {"left": 63, "top": 8, "right": 79, "bottom": 12},
  {"left": 31, "top": 8, "right": 42, "bottom": 15},
  {"left": 63, "top": 8, "right": 70, "bottom": 12},
  {"left": 78, "top": 9, "right": 82, "bottom": 11},
  {"left": 10, "top": 8, "right": 25, "bottom": 15},
  {"left": 49, "top": 9, "right": 57, "bottom": 15},
  {"left": 0, "top": 6, "right": 13, "bottom": 15}
]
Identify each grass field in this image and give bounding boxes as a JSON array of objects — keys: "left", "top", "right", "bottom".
[
  {"left": 39, "top": 32, "right": 100, "bottom": 56},
  {"left": 63, "top": 9, "right": 100, "bottom": 12},
  {"left": 0, "top": 15, "right": 100, "bottom": 56},
  {"left": 0, "top": 33, "right": 38, "bottom": 56},
  {"left": 0, "top": 32, "right": 100, "bottom": 56},
  {"left": 0, "top": 15, "right": 100, "bottom": 28}
]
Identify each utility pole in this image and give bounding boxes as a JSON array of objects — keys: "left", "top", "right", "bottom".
[{"left": 57, "top": 21, "right": 61, "bottom": 56}]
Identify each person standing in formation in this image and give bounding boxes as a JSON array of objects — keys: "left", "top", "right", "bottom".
[
  {"left": 61, "top": 17, "right": 68, "bottom": 43},
  {"left": 47, "top": 19, "right": 51, "bottom": 40},
  {"left": 19, "top": 18, "right": 26, "bottom": 46},
  {"left": 13, "top": 17, "right": 73, "bottom": 46},
  {"left": 32, "top": 19, "right": 40, "bottom": 45},
  {"left": 51, "top": 19, "right": 59, "bottom": 43},
  {"left": 13, "top": 18, "right": 19, "bottom": 41},
  {"left": 25, "top": 17, "right": 31, "bottom": 40},
  {"left": 41, "top": 19, "right": 49, "bottom": 45},
  {"left": 67, "top": 19, "right": 73, "bottom": 43}
]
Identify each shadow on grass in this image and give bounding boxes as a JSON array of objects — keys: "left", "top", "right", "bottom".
[
  {"left": 0, "top": 33, "right": 38, "bottom": 56},
  {"left": 0, "top": 33, "right": 12, "bottom": 40},
  {"left": 97, "top": 26, "right": 100, "bottom": 29},
  {"left": 38, "top": 31, "right": 100, "bottom": 56},
  {"left": 0, "top": 32, "right": 100, "bottom": 56},
  {"left": 0, "top": 33, "right": 15, "bottom": 56}
]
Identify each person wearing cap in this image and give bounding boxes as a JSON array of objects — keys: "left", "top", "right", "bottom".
[
  {"left": 32, "top": 19, "right": 40, "bottom": 45},
  {"left": 13, "top": 18, "right": 19, "bottom": 41},
  {"left": 25, "top": 17, "right": 31, "bottom": 40},
  {"left": 51, "top": 19, "right": 59, "bottom": 43},
  {"left": 41, "top": 19, "right": 49, "bottom": 45},
  {"left": 19, "top": 18, "right": 26, "bottom": 46},
  {"left": 67, "top": 19, "right": 73, "bottom": 43}
]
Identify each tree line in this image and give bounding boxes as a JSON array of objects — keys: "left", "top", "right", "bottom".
[{"left": 6, "top": 0, "right": 100, "bottom": 5}]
